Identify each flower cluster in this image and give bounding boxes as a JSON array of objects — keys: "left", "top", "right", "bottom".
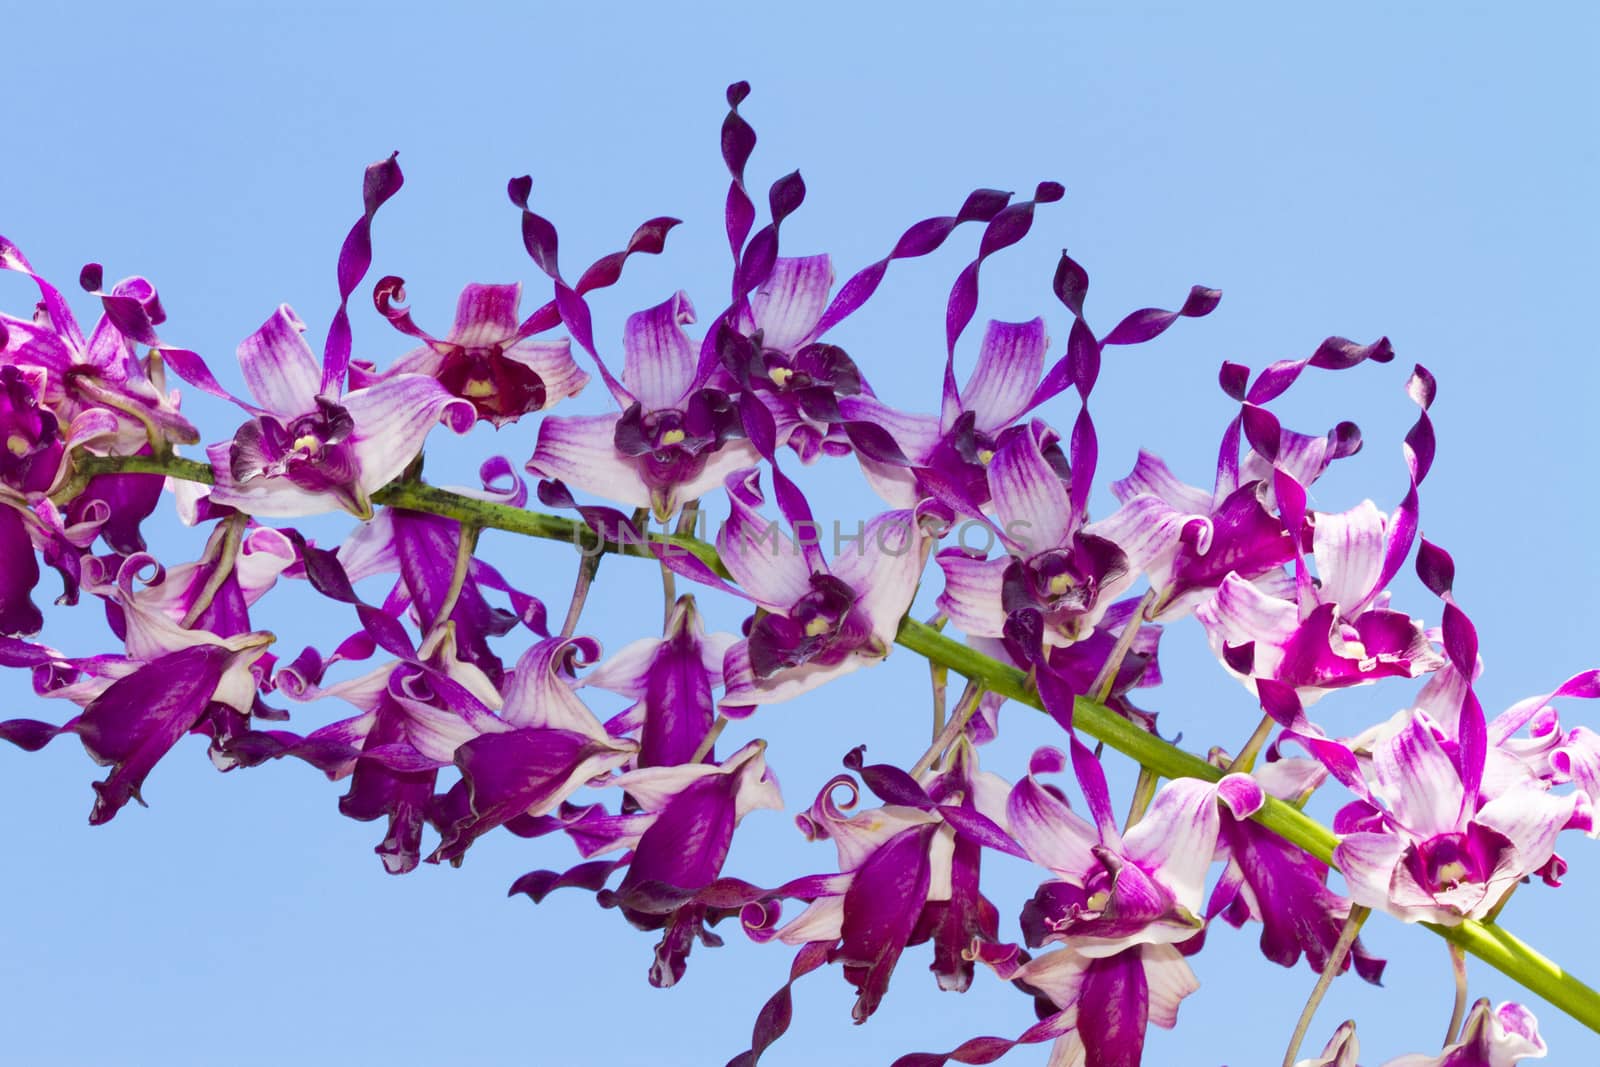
[{"left": 1, "top": 84, "right": 1593, "bottom": 1065}]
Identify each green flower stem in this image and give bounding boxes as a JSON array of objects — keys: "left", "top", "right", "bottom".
[{"left": 71, "top": 453, "right": 1600, "bottom": 1033}]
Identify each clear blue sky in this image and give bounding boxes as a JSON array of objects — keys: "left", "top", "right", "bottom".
[{"left": 2, "top": 3, "right": 1597, "bottom": 1064}]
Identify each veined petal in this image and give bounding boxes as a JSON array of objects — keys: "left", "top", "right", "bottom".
[
  {"left": 1332, "top": 832, "right": 1406, "bottom": 918},
  {"left": 1141, "top": 943, "right": 1198, "bottom": 1030},
  {"left": 528, "top": 412, "right": 650, "bottom": 509},
  {"left": 1372, "top": 712, "right": 1464, "bottom": 838},
  {"left": 449, "top": 283, "right": 521, "bottom": 346},
  {"left": 752, "top": 255, "right": 833, "bottom": 351},
  {"left": 622, "top": 292, "right": 697, "bottom": 409},
  {"left": 990, "top": 421, "right": 1074, "bottom": 550},
  {"left": 1111, "top": 450, "right": 1213, "bottom": 514},
  {"left": 716, "top": 467, "right": 813, "bottom": 611},
  {"left": 828, "top": 507, "right": 935, "bottom": 643},
  {"left": 1122, "top": 778, "right": 1225, "bottom": 914},
  {"left": 1475, "top": 784, "right": 1581, "bottom": 875},
  {"left": 505, "top": 338, "right": 589, "bottom": 409},
  {"left": 1196, "top": 572, "right": 1298, "bottom": 678},
  {"left": 347, "top": 374, "right": 473, "bottom": 495},
  {"left": 237, "top": 305, "right": 321, "bottom": 417},
  {"left": 935, "top": 549, "right": 1011, "bottom": 639},
  {"left": 1313, "top": 500, "right": 1387, "bottom": 614},
  {"left": 501, "top": 637, "right": 611, "bottom": 739},
  {"left": 1007, "top": 760, "right": 1099, "bottom": 876},
  {"left": 837, "top": 395, "right": 943, "bottom": 462},
  {"left": 960, "top": 318, "right": 1048, "bottom": 433}
]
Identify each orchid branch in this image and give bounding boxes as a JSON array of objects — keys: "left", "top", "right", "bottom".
[{"left": 67, "top": 450, "right": 1600, "bottom": 1035}]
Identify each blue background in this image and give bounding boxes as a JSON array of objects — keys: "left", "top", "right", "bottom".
[{"left": 1, "top": 3, "right": 1596, "bottom": 1064}]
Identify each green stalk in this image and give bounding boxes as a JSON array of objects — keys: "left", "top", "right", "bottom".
[{"left": 68, "top": 452, "right": 1600, "bottom": 1033}]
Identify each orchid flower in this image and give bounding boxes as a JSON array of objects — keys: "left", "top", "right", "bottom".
[
  {"left": 1209, "top": 755, "right": 1386, "bottom": 983},
  {"left": 716, "top": 466, "right": 948, "bottom": 711},
  {"left": 1331, "top": 702, "right": 1588, "bottom": 924},
  {"left": 528, "top": 292, "right": 756, "bottom": 520},
  {"left": 0, "top": 237, "right": 199, "bottom": 453},
  {"left": 718, "top": 254, "right": 866, "bottom": 463},
  {"left": 841, "top": 317, "right": 1051, "bottom": 508},
  {"left": 989, "top": 748, "right": 1262, "bottom": 1065},
  {"left": 1383, "top": 1000, "right": 1546, "bottom": 1067},
  {"left": 936, "top": 419, "right": 1145, "bottom": 663},
  {"left": 522, "top": 739, "right": 782, "bottom": 987},
  {"left": 583, "top": 594, "right": 736, "bottom": 768},
  {"left": 772, "top": 746, "right": 1013, "bottom": 1020},
  {"left": 207, "top": 304, "right": 473, "bottom": 519},
  {"left": 356, "top": 278, "right": 589, "bottom": 427},
  {"left": 429, "top": 636, "right": 638, "bottom": 865},
  {"left": 1197, "top": 499, "right": 1444, "bottom": 705}
]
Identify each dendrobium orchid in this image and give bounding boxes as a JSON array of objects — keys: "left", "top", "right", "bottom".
[
  {"left": 937, "top": 419, "right": 1141, "bottom": 663},
  {"left": 358, "top": 278, "right": 589, "bottom": 427},
  {"left": 1383, "top": 1000, "right": 1547, "bottom": 1067},
  {"left": 529, "top": 292, "right": 755, "bottom": 520},
  {"left": 583, "top": 594, "right": 735, "bottom": 768},
  {"left": 717, "top": 466, "right": 948, "bottom": 710},
  {"left": 842, "top": 317, "right": 1052, "bottom": 508},
  {"left": 1331, "top": 698, "right": 1588, "bottom": 925},
  {"left": 1197, "top": 499, "right": 1444, "bottom": 705},
  {"left": 208, "top": 304, "right": 472, "bottom": 519}
]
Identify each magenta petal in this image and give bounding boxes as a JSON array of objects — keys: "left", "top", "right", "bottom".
[
  {"left": 449, "top": 282, "right": 522, "bottom": 346},
  {"left": 621, "top": 292, "right": 698, "bottom": 409},
  {"left": 237, "top": 304, "right": 322, "bottom": 417},
  {"left": 751, "top": 255, "right": 834, "bottom": 351},
  {"left": 0, "top": 506, "right": 43, "bottom": 637},
  {"left": 935, "top": 550, "right": 1011, "bottom": 639},
  {"left": 1077, "top": 948, "right": 1149, "bottom": 1067},
  {"left": 959, "top": 318, "right": 1048, "bottom": 433},
  {"left": 346, "top": 374, "right": 472, "bottom": 493},
  {"left": 528, "top": 412, "right": 649, "bottom": 510},
  {"left": 836, "top": 823, "right": 937, "bottom": 1022},
  {"left": 72, "top": 644, "right": 234, "bottom": 824}
]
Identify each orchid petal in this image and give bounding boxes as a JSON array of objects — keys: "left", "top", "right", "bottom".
[
  {"left": 960, "top": 318, "right": 1048, "bottom": 433},
  {"left": 237, "top": 305, "right": 322, "bottom": 417},
  {"left": 621, "top": 292, "right": 697, "bottom": 409},
  {"left": 528, "top": 413, "right": 649, "bottom": 509},
  {"left": 752, "top": 255, "right": 833, "bottom": 351}
]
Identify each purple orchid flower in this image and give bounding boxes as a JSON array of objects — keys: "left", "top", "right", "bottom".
[
  {"left": 206, "top": 303, "right": 473, "bottom": 519},
  {"left": 0, "top": 237, "right": 199, "bottom": 452},
  {"left": 528, "top": 292, "right": 756, "bottom": 520},
  {"left": 993, "top": 747, "right": 1262, "bottom": 1066},
  {"left": 356, "top": 278, "right": 590, "bottom": 427},
  {"left": 428, "top": 635, "right": 638, "bottom": 865},
  {"left": 771, "top": 747, "right": 1013, "bottom": 1021},
  {"left": 1383, "top": 1001, "right": 1546, "bottom": 1067},
  {"left": 717, "top": 254, "right": 867, "bottom": 464},
  {"left": 582, "top": 594, "right": 736, "bottom": 768},
  {"left": 1208, "top": 755, "right": 1386, "bottom": 984},
  {"left": 1296, "top": 1021, "right": 1361, "bottom": 1067},
  {"left": 1329, "top": 701, "right": 1588, "bottom": 925},
  {"left": 526, "top": 739, "right": 782, "bottom": 987},
  {"left": 840, "top": 317, "right": 1053, "bottom": 508},
  {"left": 0, "top": 526, "right": 290, "bottom": 822},
  {"left": 716, "top": 466, "right": 948, "bottom": 710},
  {"left": 1196, "top": 499, "right": 1444, "bottom": 706},
  {"left": 936, "top": 419, "right": 1146, "bottom": 663}
]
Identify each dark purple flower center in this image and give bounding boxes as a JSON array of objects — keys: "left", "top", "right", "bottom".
[
  {"left": 1002, "top": 535, "right": 1129, "bottom": 633},
  {"left": 229, "top": 395, "right": 361, "bottom": 498},
  {"left": 745, "top": 573, "right": 875, "bottom": 678},
  {"left": 436, "top": 343, "right": 547, "bottom": 424},
  {"left": 0, "top": 367, "right": 61, "bottom": 494},
  {"left": 613, "top": 388, "right": 742, "bottom": 491},
  {"left": 1404, "top": 827, "right": 1508, "bottom": 895}
]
